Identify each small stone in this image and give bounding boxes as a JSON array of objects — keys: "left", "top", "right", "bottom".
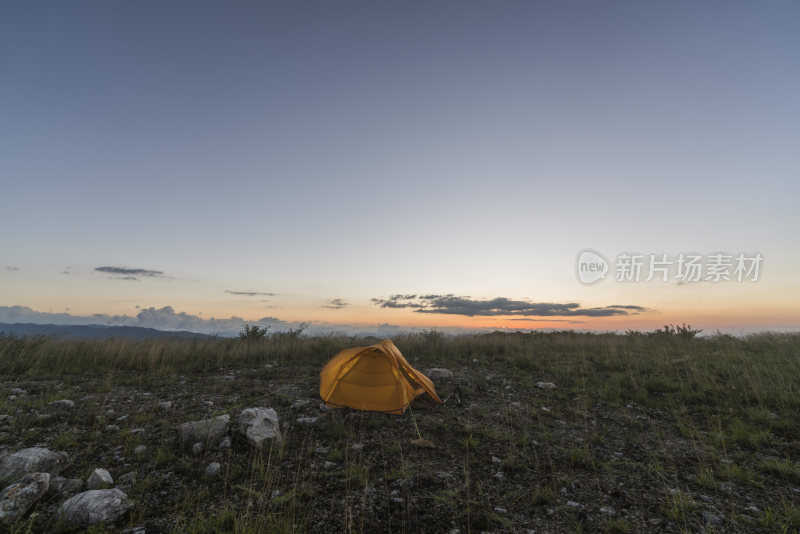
[
  {"left": 116, "top": 415, "right": 129, "bottom": 423},
  {"left": 218, "top": 437, "right": 231, "bottom": 450},
  {"left": 129, "top": 428, "right": 145, "bottom": 435},
  {"left": 290, "top": 400, "right": 308, "bottom": 409},
  {"left": 701, "top": 511, "right": 722, "bottom": 524},
  {"left": 323, "top": 461, "right": 337, "bottom": 470},
  {"left": 351, "top": 443, "right": 363, "bottom": 452},
  {"left": 117, "top": 472, "right": 137, "bottom": 486},
  {"left": 491, "top": 456, "right": 502, "bottom": 464},
  {"left": 0, "top": 472, "right": 50, "bottom": 525},
  {"left": 411, "top": 438, "right": 435, "bottom": 448},
  {"left": 567, "top": 501, "right": 582, "bottom": 509},
  {"left": 192, "top": 442, "right": 205, "bottom": 456},
  {"left": 50, "top": 399, "right": 75, "bottom": 408},
  {"left": 133, "top": 446, "right": 147, "bottom": 456},
  {"left": 87, "top": 468, "right": 113, "bottom": 490},
  {"left": 271, "top": 489, "right": 283, "bottom": 499},
  {"left": 105, "top": 425, "right": 120, "bottom": 432},
  {"left": 297, "top": 417, "right": 318, "bottom": 426},
  {"left": 10, "top": 388, "right": 26, "bottom": 396},
  {"left": 536, "top": 382, "right": 556, "bottom": 389},
  {"left": 319, "top": 402, "right": 333, "bottom": 412},
  {"left": 493, "top": 507, "right": 507, "bottom": 515},
  {"left": 158, "top": 401, "right": 172, "bottom": 411},
  {"left": 48, "top": 476, "right": 84, "bottom": 497},
  {"left": 58, "top": 489, "right": 131, "bottom": 527},
  {"left": 493, "top": 472, "right": 505, "bottom": 481},
  {"left": 204, "top": 462, "right": 221, "bottom": 477},
  {"left": 315, "top": 446, "right": 329, "bottom": 454},
  {"left": 600, "top": 506, "right": 615, "bottom": 515}
]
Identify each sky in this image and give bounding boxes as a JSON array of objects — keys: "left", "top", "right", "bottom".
[{"left": 1, "top": 1, "right": 799, "bottom": 336}]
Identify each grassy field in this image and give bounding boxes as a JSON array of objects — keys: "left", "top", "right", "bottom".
[{"left": 1, "top": 330, "right": 799, "bottom": 533}]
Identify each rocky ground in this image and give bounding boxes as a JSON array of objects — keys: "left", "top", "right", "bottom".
[{"left": 1, "top": 339, "right": 799, "bottom": 533}]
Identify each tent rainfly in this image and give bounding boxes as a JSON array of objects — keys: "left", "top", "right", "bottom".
[{"left": 319, "top": 339, "right": 442, "bottom": 414}]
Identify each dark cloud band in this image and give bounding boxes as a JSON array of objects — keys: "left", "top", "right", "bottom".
[
  {"left": 226, "top": 290, "right": 276, "bottom": 297},
  {"left": 323, "top": 299, "right": 349, "bottom": 309},
  {"left": 372, "top": 294, "right": 648, "bottom": 317},
  {"left": 95, "top": 266, "right": 164, "bottom": 278}
]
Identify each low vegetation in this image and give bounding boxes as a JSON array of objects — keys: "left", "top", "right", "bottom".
[{"left": 0, "top": 329, "right": 798, "bottom": 532}]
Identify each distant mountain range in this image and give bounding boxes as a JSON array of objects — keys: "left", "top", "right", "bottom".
[{"left": 0, "top": 322, "right": 218, "bottom": 340}]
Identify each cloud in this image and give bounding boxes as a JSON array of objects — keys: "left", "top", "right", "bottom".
[
  {"left": 322, "top": 298, "right": 349, "bottom": 309},
  {"left": 0, "top": 305, "right": 297, "bottom": 337},
  {"left": 225, "top": 290, "right": 276, "bottom": 297},
  {"left": 510, "top": 318, "right": 587, "bottom": 325},
  {"left": 95, "top": 266, "right": 165, "bottom": 281},
  {"left": 372, "top": 295, "right": 648, "bottom": 317},
  {"left": 5, "top": 266, "right": 19, "bottom": 272}
]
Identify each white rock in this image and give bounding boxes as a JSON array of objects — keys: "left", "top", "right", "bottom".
[
  {"left": 425, "top": 368, "right": 453, "bottom": 380},
  {"left": 192, "top": 443, "right": 205, "bottom": 456},
  {"left": 158, "top": 401, "right": 172, "bottom": 411},
  {"left": 179, "top": 415, "right": 230, "bottom": 447},
  {"left": 133, "top": 446, "right": 147, "bottom": 456},
  {"left": 493, "top": 507, "right": 507, "bottom": 515},
  {"left": 50, "top": 399, "right": 75, "bottom": 408},
  {"left": 0, "top": 448, "right": 68, "bottom": 484},
  {"left": 239, "top": 408, "right": 282, "bottom": 449},
  {"left": 87, "top": 468, "right": 113, "bottom": 490},
  {"left": 58, "top": 489, "right": 130, "bottom": 527},
  {"left": 0, "top": 472, "right": 50, "bottom": 525},
  {"left": 537, "top": 382, "right": 557, "bottom": 389}
]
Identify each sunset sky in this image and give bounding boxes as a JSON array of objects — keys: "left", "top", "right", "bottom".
[{"left": 2, "top": 1, "right": 798, "bottom": 336}]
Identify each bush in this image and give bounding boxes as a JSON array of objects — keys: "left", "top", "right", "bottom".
[
  {"left": 648, "top": 323, "right": 701, "bottom": 339},
  {"left": 239, "top": 324, "right": 268, "bottom": 341}
]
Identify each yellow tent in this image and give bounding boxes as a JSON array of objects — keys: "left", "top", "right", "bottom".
[{"left": 320, "top": 339, "right": 442, "bottom": 414}]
